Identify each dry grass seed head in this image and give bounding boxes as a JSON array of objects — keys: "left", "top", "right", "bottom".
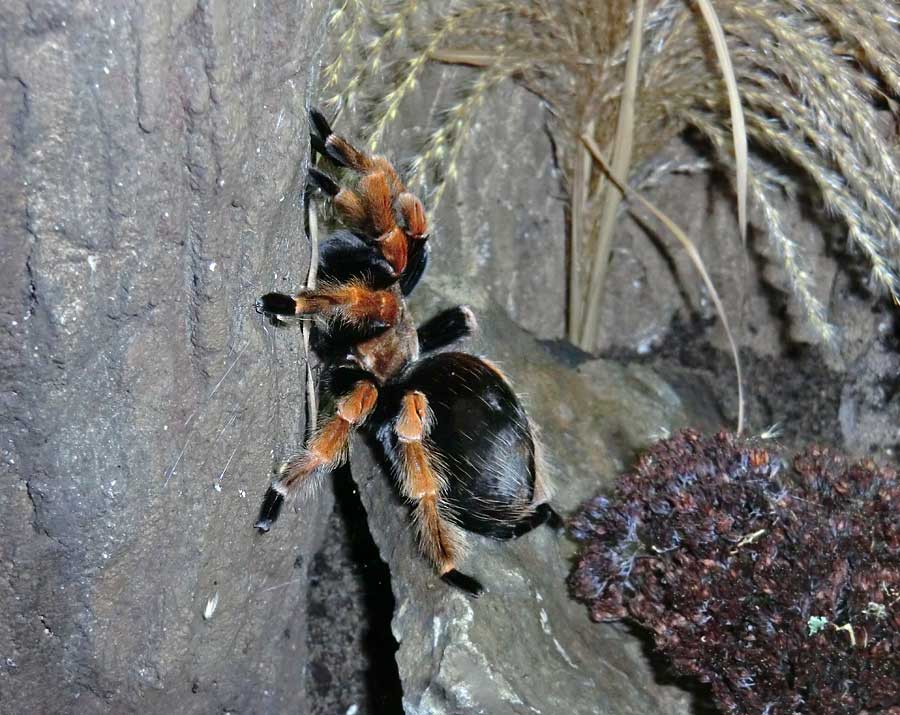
[{"left": 321, "top": 0, "right": 900, "bottom": 350}]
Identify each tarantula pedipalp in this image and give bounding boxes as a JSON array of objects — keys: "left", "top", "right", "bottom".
[{"left": 254, "top": 109, "right": 560, "bottom": 596}]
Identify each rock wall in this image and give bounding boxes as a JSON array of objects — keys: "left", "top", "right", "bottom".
[{"left": 1, "top": 2, "right": 328, "bottom": 711}]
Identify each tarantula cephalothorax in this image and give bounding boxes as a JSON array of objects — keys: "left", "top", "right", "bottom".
[{"left": 254, "top": 108, "right": 561, "bottom": 596}]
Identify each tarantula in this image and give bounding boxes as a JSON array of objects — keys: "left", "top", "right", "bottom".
[{"left": 254, "top": 109, "right": 560, "bottom": 596}]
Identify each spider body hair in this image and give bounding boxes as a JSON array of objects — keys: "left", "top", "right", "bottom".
[
  {"left": 255, "top": 108, "right": 560, "bottom": 597},
  {"left": 374, "top": 352, "right": 545, "bottom": 540}
]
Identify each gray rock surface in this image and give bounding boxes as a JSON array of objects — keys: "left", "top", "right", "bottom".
[
  {"left": 385, "top": 72, "right": 843, "bottom": 359},
  {"left": 370, "top": 65, "right": 569, "bottom": 343},
  {"left": 1, "top": 1, "right": 329, "bottom": 711},
  {"left": 428, "top": 80, "right": 568, "bottom": 343},
  {"left": 840, "top": 337, "right": 900, "bottom": 457},
  {"left": 346, "top": 282, "right": 714, "bottom": 715}
]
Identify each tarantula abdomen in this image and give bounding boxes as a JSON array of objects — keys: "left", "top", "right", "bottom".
[{"left": 376, "top": 352, "right": 551, "bottom": 540}]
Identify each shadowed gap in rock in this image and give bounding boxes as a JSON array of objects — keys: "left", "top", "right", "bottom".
[{"left": 306, "top": 463, "right": 404, "bottom": 715}]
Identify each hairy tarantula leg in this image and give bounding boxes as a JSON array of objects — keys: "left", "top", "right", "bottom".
[
  {"left": 308, "top": 168, "right": 373, "bottom": 236},
  {"left": 354, "top": 172, "right": 410, "bottom": 275},
  {"left": 307, "top": 167, "right": 340, "bottom": 197},
  {"left": 396, "top": 191, "right": 428, "bottom": 240},
  {"left": 309, "top": 109, "right": 402, "bottom": 186},
  {"left": 394, "top": 391, "right": 484, "bottom": 597},
  {"left": 416, "top": 306, "right": 478, "bottom": 353},
  {"left": 309, "top": 108, "right": 370, "bottom": 172},
  {"left": 308, "top": 167, "right": 365, "bottom": 227},
  {"left": 441, "top": 569, "right": 484, "bottom": 596},
  {"left": 309, "top": 107, "right": 333, "bottom": 148},
  {"left": 541, "top": 503, "right": 565, "bottom": 529},
  {"left": 400, "top": 241, "right": 429, "bottom": 296},
  {"left": 257, "top": 282, "right": 400, "bottom": 329},
  {"left": 307, "top": 169, "right": 408, "bottom": 278},
  {"left": 376, "top": 226, "right": 408, "bottom": 277},
  {"left": 295, "top": 284, "right": 399, "bottom": 328},
  {"left": 358, "top": 172, "right": 428, "bottom": 247},
  {"left": 359, "top": 172, "right": 395, "bottom": 235},
  {"left": 255, "top": 292, "right": 297, "bottom": 317},
  {"left": 271, "top": 380, "right": 378, "bottom": 498}
]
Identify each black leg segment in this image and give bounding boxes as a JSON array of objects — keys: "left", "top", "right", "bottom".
[
  {"left": 416, "top": 306, "right": 477, "bottom": 353},
  {"left": 399, "top": 240, "right": 429, "bottom": 296},
  {"left": 310, "top": 132, "right": 328, "bottom": 158},
  {"left": 309, "top": 108, "right": 333, "bottom": 158},
  {"left": 308, "top": 167, "right": 340, "bottom": 197},
  {"left": 318, "top": 229, "right": 397, "bottom": 290},
  {"left": 255, "top": 486, "right": 285, "bottom": 532},
  {"left": 256, "top": 292, "right": 296, "bottom": 316},
  {"left": 509, "top": 502, "right": 564, "bottom": 538},
  {"left": 441, "top": 569, "right": 484, "bottom": 597},
  {"left": 309, "top": 107, "right": 333, "bottom": 142},
  {"left": 542, "top": 503, "right": 564, "bottom": 530}
]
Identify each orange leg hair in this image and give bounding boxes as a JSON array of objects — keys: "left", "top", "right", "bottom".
[
  {"left": 332, "top": 186, "right": 369, "bottom": 230},
  {"left": 396, "top": 191, "right": 427, "bottom": 239},
  {"left": 328, "top": 176, "right": 410, "bottom": 276},
  {"left": 273, "top": 380, "right": 378, "bottom": 497},
  {"left": 358, "top": 172, "right": 395, "bottom": 236},
  {"left": 291, "top": 281, "right": 399, "bottom": 328},
  {"left": 332, "top": 175, "right": 393, "bottom": 234},
  {"left": 359, "top": 172, "right": 411, "bottom": 275},
  {"left": 357, "top": 172, "right": 409, "bottom": 275},
  {"left": 394, "top": 391, "right": 464, "bottom": 575},
  {"left": 375, "top": 226, "right": 408, "bottom": 277},
  {"left": 336, "top": 164, "right": 427, "bottom": 243},
  {"left": 325, "top": 133, "right": 404, "bottom": 193},
  {"left": 311, "top": 108, "right": 429, "bottom": 244}
]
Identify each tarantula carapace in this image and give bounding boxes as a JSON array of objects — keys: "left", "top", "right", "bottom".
[{"left": 254, "top": 109, "right": 560, "bottom": 596}]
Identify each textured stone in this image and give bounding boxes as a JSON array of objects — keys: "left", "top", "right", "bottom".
[
  {"left": 840, "top": 337, "right": 900, "bottom": 457},
  {"left": 384, "top": 74, "right": 838, "bottom": 358},
  {"left": 371, "top": 65, "right": 569, "bottom": 342},
  {"left": 1, "top": 1, "right": 328, "bottom": 712}
]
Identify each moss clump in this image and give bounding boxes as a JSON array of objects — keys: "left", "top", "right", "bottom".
[{"left": 570, "top": 429, "right": 899, "bottom": 715}]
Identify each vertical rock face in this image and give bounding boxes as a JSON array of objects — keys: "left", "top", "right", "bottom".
[
  {"left": 423, "top": 79, "right": 568, "bottom": 342},
  {"left": 1, "top": 2, "right": 327, "bottom": 712}
]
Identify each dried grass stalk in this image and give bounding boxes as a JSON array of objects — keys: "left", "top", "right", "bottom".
[
  {"left": 579, "top": 0, "right": 646, "bottom": 349},
  {"left": 582, "top": 134, "right": 745, "bottom": 434}
]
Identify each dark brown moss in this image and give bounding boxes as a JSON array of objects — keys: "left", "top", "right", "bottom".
[{"left": 570, "top": 430, "right": 899, "bottom": 715}]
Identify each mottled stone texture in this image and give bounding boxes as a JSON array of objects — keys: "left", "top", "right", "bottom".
[{"left": 0, "top": 1, "right": 328, "bottom": 712}]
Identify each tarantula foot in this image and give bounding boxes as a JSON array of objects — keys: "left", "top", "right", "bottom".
[
  {"left": 254, "top": 486, "right": 285, "bottom": 532},
  {"left": 308, "top": 167, "right": 340, "bottom": 197},
  {"left": 441, "top": 569, "right": 484, "bottom": 598},
  {"left": 416, "top": 305, "right": 478, "bottom": 353},
  {"left": 256, "top": 292, "right": 296, "bottom": 316},
  {"left": 309, "top": 107, "right": 333, "bottom": 141}
]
